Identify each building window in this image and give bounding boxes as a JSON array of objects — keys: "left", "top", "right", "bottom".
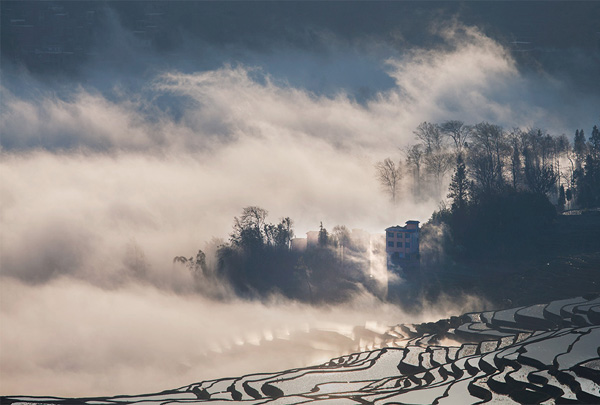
[
  {"left": 397, "top": 233, "right": 402, "bottom": 238},
  {"left": 387, "top": 241, "right": 394, "bottom": 247},
  {"left": 406, "top": 242, "right": 411, "bottom": 248},
  {"left": 387, "top": 232, "right": 394, "bottom": 238},
  {"left": 405, "top": 233, "right": 410, "bottom": 238},
  {"left": 396, "top": 242, "right": 402, "bottom": 247}
]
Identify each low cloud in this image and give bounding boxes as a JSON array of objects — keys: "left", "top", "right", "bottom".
[
  {"left": 3, "top": 24, "right": 596, "bottom": 288},
  {"left": 3, "top": 23, "right": 597, "bottom": 154},
  {"left": 0, "top": 277, "right": 486, "bottom": 396},
  {"left": 0, "top": 20, "right": 596, "bottom": 396}
]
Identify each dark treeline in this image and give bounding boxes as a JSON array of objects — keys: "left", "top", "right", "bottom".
[
  {"left": 173, "top": 121, "right": 599, "bottom": 303},
  {"left": 377, "top": 121, "right": 600, "bottom": 210},
  {"left": 377, "top": 120, "right": 599, "bottom": 262},
  {"left": 174, "top": 207, "right": 381, "bottom": 303}
]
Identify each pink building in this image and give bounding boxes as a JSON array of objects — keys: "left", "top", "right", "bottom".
[{"left": 385, "top": 221, "right": 420, "bottom": 265}]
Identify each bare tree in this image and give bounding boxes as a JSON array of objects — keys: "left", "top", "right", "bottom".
[
  {"left": 468, "top": 122, "right": 508, "bottom": 194},
  {"left": 531, "top": 129, "right": 554, "bottom": 166},
  {"left": 553, "top": 134, "right": 571, "bottom": 188},
  {"left": 272, "top": 217, "right": 294, "bottom": 249},
  {"left": 413, "top": 122, "right": 454, "bottom": 198},
  {"left": 332, "top": 225, "right": 351, "bottom": 248},
  {"left": 375, "top": 158, "right": 402, "bottom": 204},
  {"left": 332, "top": 225, "right": 351, "bottom": 263},
  {"left": 507, "top": 128, "right": 524, "bottom": 190},
  {"left": 425, "top": 151, "right": 453, "bottom": 196},
  {"left": 230, "top": 206, "right": 269, "bottom": 249},
  {"left": 440, "top": 120, "right": 471, "bottom": 153},
  {"left": 524, "top": 149, "right": 557, "bottom": 195},
  {"left": 404, "top": 144, "right": 424, "bottom": 196},
  {"left": 414, "top": 121, "right": 443, "bottom": 153},
  {"left": 469, "top": 150, "right": 498, "bottom": 194}
]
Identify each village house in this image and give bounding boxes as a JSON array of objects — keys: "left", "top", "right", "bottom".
[{"left": 385, "top": 220, "right": 420, "bottom": 268}]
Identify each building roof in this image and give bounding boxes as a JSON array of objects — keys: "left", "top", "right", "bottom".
[
  {"left": 386, "top": 226, "right": 418, "bottom": 233},
  {"left": 385, "top": 226, "right": 417, "bottom": 232},
  {"left": 385, "top": 220, "right": 420, "bottom": 232}
]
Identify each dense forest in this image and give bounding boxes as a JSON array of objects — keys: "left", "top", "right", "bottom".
[
  {"left": 377, "top": 120, "right": 599, "bottom": 267},
  {"left": 376, "top": 121, "right": 600, "bottom": 211},
  {"left": 377, "top": 120, "right": 600, "bottom": 308},
  {"left": 377, "top": 121, "right": 600, "bottom": 258}
]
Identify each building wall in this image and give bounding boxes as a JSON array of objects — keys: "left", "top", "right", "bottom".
[
  {"left": 385, "top": 222, "right": 419, "bottom": 261},
  {"left": 291, "top": 238, "right": 307, "bottom": 252},
  {"left": 306, "top": 231, "right": 319, "bottom": 247}
]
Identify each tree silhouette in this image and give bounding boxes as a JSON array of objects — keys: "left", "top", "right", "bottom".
[
  {"left": 440, "top": 120, "right": 470, "bottom": 153},
  {"left": 318, "top": 222, "right": 329, "bottom": 247},
  {"left": 558, "top": 185, "right": 566, "bottom": 212},
  {"left": 404, "top": 144, "right": 424, "bottom": 196},
  {"left": 448, "top": 154, "right": 470, "bottom": 212},
  {"left": 375, "top": 158, "right": 402, "bottom": 204},
  {"left": 523, "top": 145, "right": 557, "bottom": 195},
  {"left": 230, "top": 206, "right": 269, "bottom": 250},
  {"left": 414, "top": 121, "right": 443, "bottom": 153},
  {"left": 574, "top": 129, "right": 587, "bottom": 169},
  {"left": 468, "top": 122, "right": 507, "bottom": 196}
]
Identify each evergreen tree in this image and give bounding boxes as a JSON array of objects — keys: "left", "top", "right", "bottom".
[
  {"left": 574, "top": 125, "right": 600, "bottom": 208},
  {"left": 579, "top": 149, "right": 600, "bottom": 209},
  {"left": 574, "top": 129, "right": 587, "bottom": 168},
  {"left": 447, "top": 153, "right": 470, "bottom": 211},
  {"left": 318, "top": 222, "right": 329, "bottom": 247},
  {"left": 566, "top": 188, "right": 573, "bottom": 210},
  {"left": 558, "top": 185, "right": 566, "bottom": 212},
  {"left": 590, "top": 125, "right": 600, "bottom": 159}
]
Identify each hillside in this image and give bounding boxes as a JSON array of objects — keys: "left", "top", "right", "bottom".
[
  {"left": 405, "top": 212, "right": 600, "bottom": 311},
  {"left": 3, "top": 295, "right": 599, "bottom": 404}
]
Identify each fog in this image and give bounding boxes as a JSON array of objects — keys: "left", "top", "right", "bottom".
[
  {"left": 1, "top": 4, "right": 599, "bottom": 396},
  {"left": 1, "top": 277, "right": 489, "bottom": 396}
]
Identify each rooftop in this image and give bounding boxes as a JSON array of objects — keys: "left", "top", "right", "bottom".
[{"left": 386, "top": 220, "right": 420, "bottom": 232}]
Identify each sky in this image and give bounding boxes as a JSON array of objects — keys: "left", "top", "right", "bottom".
[{"left": 1, "top": 0, "right": 599, "bottom": 397}]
